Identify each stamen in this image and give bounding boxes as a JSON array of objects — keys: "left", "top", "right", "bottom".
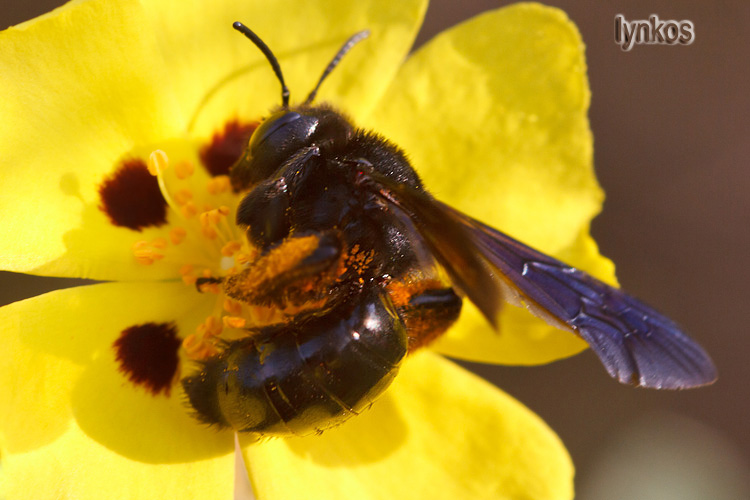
[
  {"left": 197, "top": 315, "right": 223, "bottom": 338},
  {"left": 132, "top": 240, "right": 165, "bottom": 265},
  {"left": 198, "top": 281, "right": 221, "bottom": 294},
  {"left": 150, "top": 237, "right": 168, "bottom": 249},
  {"left": 179, "top": 264, "right": 197, "bottom": 285},
  {"left": 199, "top": 207, "right": 231, "bottom": 241},
  {"left": 170, "top": 227, "right": 187, "bottom": 245},
  {"left": 207, "top": 175, "right": 231, "bottom": 195},
  {"left": 175, "top": 160, "right": 195, "bottom": 179},
  {"left": 181, "top": 201, "right": 198, "bottom": 218},
  {"left": 223, "top": 299, "right": 243, "bottom": 316},
  {"left": 235, "top": 251, "right": 254, "bottom": 266},
  {"left": 223, "top": 316, "right": 247, "bottom": 329},
  {"left": 221, "top": 240, "right": 243, "bottom": 257},
  {"left": 147, "top": 150, "right": 169, "bottom": 176},
  {"left": 182, "top": 334, "right": 217, "bottom": 360},
  {"left": 174, "top": 189, "right": 194, "bottom": 206},
  {"left": 146, "top": 149, "right": 183, "bottom": 217}
]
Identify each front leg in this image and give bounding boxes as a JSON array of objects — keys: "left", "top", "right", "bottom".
[{"left": 224, "top": 230, "right": 345, "bottom": 312}]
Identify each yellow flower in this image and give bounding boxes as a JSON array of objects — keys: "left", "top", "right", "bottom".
[{"left": 0, "top": 0, "right": 614, "bottom": 498}]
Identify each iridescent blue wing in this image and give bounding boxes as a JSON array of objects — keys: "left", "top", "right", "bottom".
[{"left": 361, "top": 170, "right": 717, "bottom": 389}]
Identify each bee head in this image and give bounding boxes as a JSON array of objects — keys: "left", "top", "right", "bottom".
[{"left": 228, "top": 23, "right": 367, "bottom": 192}]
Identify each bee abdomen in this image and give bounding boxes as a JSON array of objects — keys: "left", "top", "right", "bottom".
[{"left": 182, "top": 288, "right": 407, "bottom": 436}]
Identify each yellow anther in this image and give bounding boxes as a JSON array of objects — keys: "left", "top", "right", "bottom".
[
  {"left": 182, "top": 334, "right": 217, "bottom": 360},
  {"left": 221, "top": 240, "right": 243, "bottom": 257},
  {"left": 179, "top": 264, "right": 194, "bottom": 276},
  {"left": 201, "top": 209, "right": 224, "bottom": 225},
  {"left": 201, "top": 268, "right": 213, "bottom": 278},
  {"left": 182, "top": 334, "right": 201, "bottom": 355},
  {"left": 197, "top": 315, "right": 223, "bottom": 338},
  {"left": 182, "top": 274, "right": 197, "bottom": 286},
  {"left": 235, "top": 251, "right": 253, "bottom": 265},
  {"left": 135, "top": 255, "right": 156, "bottom": 266},
  {"left": 218, "top": 205, "right": 231, "bottom": 216},
  {"left": 147, "top": 149, "right": 169, "bottom": 176},
  {"left": 198, "top": 282, "right": 221, "bottom": 294},
  {"left": 150, "top": 237, "right": 168, "bottom": 249},
  {"left": 223, "top": 299, "right": 243, "bottom": 316},
  {"left": 132, "top": 240, "right": 150, "bottom": 250},
  {"left": 170, "top": 227, "right": 187, "bottom": 245},
  {"left": 199, "top": 210, "right": 220, "bottom": 239},
  {"left": 175, "top": 160, "right": 195, "bottom": 179},
  {"left": 133, "top": 248, "right": 164, "bottom": 264},
  {"left": 181, "top": 201, "right": 198, "bottom": 218},
  {"left": 223, "top": 316, "right": 247, "bottom": 329},
  {"left": 174, "top": 188, "right": 194, "bottom": 206},
  {"left": 207, "top": 175, "right": 231, "bottom": 195}
]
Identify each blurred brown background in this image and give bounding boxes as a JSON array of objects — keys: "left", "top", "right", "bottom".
[{"left": 2, "top": 1, "right": 748, "bottom": 497}]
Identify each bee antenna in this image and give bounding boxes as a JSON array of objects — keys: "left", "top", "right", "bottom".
[
  {"left": 233, "top": 22, "right": 290, "bottom": 108},
  {"left": 304, "top": 30, "right": 370, "bottom": 105}
]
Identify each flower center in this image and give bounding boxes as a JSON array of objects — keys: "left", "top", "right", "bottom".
[{"left": 127, "top": 140, "right": 327, "bottom": 370}]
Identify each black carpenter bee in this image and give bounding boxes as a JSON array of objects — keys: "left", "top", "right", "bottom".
[{"left": 182, "top": 23, "right": 717, "bottom": 437}]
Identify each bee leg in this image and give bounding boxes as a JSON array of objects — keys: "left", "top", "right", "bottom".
[
  {"left": 224, "top": 230, "right": 344, "bottom": 308},
  {"left": 392, "top": 286, "right": 462, "bottom": 352}
]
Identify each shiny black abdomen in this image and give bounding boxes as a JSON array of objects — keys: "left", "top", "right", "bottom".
[{"left": 183, "top": 287, "right": 408, "bottom": 436}]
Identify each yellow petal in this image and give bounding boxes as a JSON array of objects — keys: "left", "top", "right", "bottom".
[
  {"left": 367, "top": 3, "right": 615, "bottom": 364},
  {"left": 0, "top": 0, "right": 186, "bottom": 279},
  {"left": 242, "top": 352, "right": 573, "bottom": 500},
  {"left": 0, "top": 281, "right": 232, "bottom": 461},
  {"left": 1, "top": 419, "right": 234, "bottom": 500},
  {"left": 142, "top": 0, "right": 428, "bottom": 138}
]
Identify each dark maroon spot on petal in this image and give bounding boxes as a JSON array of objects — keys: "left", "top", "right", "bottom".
[
  {"left": 114, "top": 322, "right": 181, "bottom": 396},
  {"left": 200, "top": 120, "right": 258, "bottom": 177},
  {"left": 98, "top": 158, "right": 168, "bottom": 231}
]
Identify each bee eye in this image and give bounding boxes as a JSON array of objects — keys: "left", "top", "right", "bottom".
[
  {"left": 230, "top": 110, "right": 320, "bottom": 191},
  {"left": 249, "top": 111, "right": 302, "bottom": 155}
]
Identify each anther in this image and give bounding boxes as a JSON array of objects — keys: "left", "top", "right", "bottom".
[
  {"left": 169, "top": 227, "right": 187, "bottom": 245},
  {"left": 223, "top": 299, "right": 243, "bottom": 316},
  {"left": 150, "top": 237, "right": 168, "bottom": 249},
  {"left": 174, "top": 160, "right": 195, "bottom": 179},
  {"left": 198, "top": 282, "right": 221, "bottom": 294},
  {"left": 133, "top": 248, "right": 165, "bottom": 265},
  {"left": 182, "top": 334, "right": 217, "bottom": 360},
  {"left": 132, "top": 240, "right": 165, "bottom": 265},
  {"left": 222, "top": 316, "right": 247, "bottom": 329},
  {"left": 207, "top": 176, "right": 231, "bottom": 195},
  {"left": 147, "top": 150, "right": 169, "bottom": 176},
  {"left": 174, "top": 189, "right": 194, "bottom": 206},
  {"left": 181, "top": 201, "right": 198, "bottom": 218},
  {"left": 221, "top": 240, "right": 243, "bottom": 257},
  {"left": 197, "top": 316, "right": 223, "bottom": 338}
]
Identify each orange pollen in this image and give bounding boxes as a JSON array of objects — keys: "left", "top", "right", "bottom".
[{"left": 120, "top": 139, "right": 306, "bottom": 364}]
